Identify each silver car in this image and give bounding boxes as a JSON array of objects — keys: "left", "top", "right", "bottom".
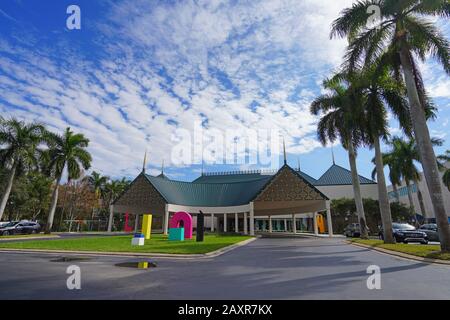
[{"left": 418, "top": 224, "right": 439, "bottom": 242}]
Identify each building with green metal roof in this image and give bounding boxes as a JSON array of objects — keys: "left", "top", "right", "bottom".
[{"left": 112, "top": 161, "right": 377, "bottom": 236}]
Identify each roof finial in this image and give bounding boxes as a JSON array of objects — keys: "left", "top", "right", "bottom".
[
  {"left": 142, "top": 149, "right": 147, "bottom": 173},
  {"left": 297, "top": 156, "right": 301, "bottom": 171},
  {"left": 283, "top": 137, "right": 287, "bottom": 165},
  {"left": 161, "top": 159, "right": 164, "bottom": 175},
  {"left": 331, "top": 145, "right": 336, "bottom": 165},
  {"left": 201, "top": 150, "right": 204, "bottom": 175}
]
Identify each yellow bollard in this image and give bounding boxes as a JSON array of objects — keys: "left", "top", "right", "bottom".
[{"left": 142, "top": 214, "right": 153, "bottom": 240}]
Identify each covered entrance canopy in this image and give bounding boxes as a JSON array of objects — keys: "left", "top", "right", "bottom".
[{"left": 112, "top": 164, "right": 333, "bottom": 236}]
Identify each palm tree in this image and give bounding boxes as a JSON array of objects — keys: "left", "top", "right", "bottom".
[
  {"left": 0, "top": 117, "right": 45, "bottom": 221},
  {"left": 85, "top": 171, "right": 109, "bottom": 201},
  {"left": 106, "top": 179, "right": 128, "bottom": 232},
  {"left": 348, "top": 67, "right": 409, "bottom": 243},
  {"left": 438, "top": 150, "right": 450, "bottom": 191},
  {"left": 43, "top": 128, "right": 92, "bottom": 233},
  {"left": 382, "top": 136, "right": 443, "bottom": 223},
  {"left": 310, "top": 76, "right": 370, "bottom": 239},
  {"left": 331, "top": 0, "right": 450, "bottom": 251}
]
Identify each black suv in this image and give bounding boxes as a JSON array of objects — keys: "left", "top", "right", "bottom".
[
  {"left": 379, "top": 223, "right": 428, "bottom": 244},
  {"left": 0, "top": 221, "right": 41, "bottom": 236}
]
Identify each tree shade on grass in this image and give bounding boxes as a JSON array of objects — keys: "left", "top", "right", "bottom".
[
  {"left": 351, "top": 239, "right": 450, "bottom": 261},
  {"left": 0, "top": 234, "right": 253, "bottom": 254}
]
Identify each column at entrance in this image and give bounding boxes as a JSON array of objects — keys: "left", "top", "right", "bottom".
[
  {"left": 249, "top": 202, "right": 255, "bottom": 236},
  {"left": 243, "top": 212, "right": 248, "bottom": 235},
  {"left": 326, "top": 201, "right": 333, "bottom": 237},
  {"left": 313, "top": 212, "right": 319, "bottom": 235},
  {"left": 235, "top": 213, "right": 239, "bottom": 233},
  {"left": 292, "top": 214, "right": 296, "bottom": 234},
  {"left": 224, "top": 213, "right": 227, "bottom": 232}
]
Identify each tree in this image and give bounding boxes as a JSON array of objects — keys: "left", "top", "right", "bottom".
[
  {"left": 0, "top": 117, "right": 45, "bottom": 221},
  {"left": 381, "top": 136, "right": 443, "bottom": 223},
  {"left": 438, "top": 150, "right": 450, "bottom": 191},
  {"left": 43, "top": 127, "right": 92, "bottom": 233},
  {"left": 338, "top": 66, "right": 409, "bottom": 243},
  {"left": 106, "top": 179, "right": 129, "bottom": 232},
  {"left": 310, "top": 76, "right": 369, "bottom": 238},
  {"left": 85, "top": 171, "right": 109, "bottom": 202},
  {"left": 331, "top": 0, "right": 450, "bottom": 251},
  {"left": 84, "top": 171, "right": 109, "bottom": 224}
]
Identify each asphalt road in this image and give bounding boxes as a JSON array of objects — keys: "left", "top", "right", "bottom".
[{"left": 0, "top": 236, "right": 449, "bottom": 300}]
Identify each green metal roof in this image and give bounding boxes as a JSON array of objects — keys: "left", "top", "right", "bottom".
[
  {"left": 144, "top": 174, "right": 271, "bottom": 206},
  {"left": 130, "top": 164, "right": 371, "bottom": 207},
  {"left": 315, "top": 164, "right": 376, "bottom": 186},
  {"left": 193, "top": 169, "right": 318, "bottom": 185}
]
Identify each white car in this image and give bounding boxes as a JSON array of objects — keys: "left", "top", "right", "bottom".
[{"left": 0, "top": 221, "right": 10, "bottom": 228}]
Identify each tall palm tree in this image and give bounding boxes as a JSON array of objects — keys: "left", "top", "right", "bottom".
[
  {"left": 85, "top": 171, "right": 109, "bottom": 200},
  {"left": 0, "top": 117, "right": 45, "bottom": 220},
  {"left": 438, "top": 150, "right": 450, "bottom": 191},
  {"left": 347, "top": 67, "right": 409, "bottom": 243},
  {"left": 310, "top": 76, "right": 370, "bottom": 239},
  {"left": 106, "top": 179, "right": 128, "bottom": 232},
  {"left": 43, "top": 128, "right": 92, "bottom": 233},
  {"left": 382, "top": 136, "right": 443, "bottom": 223},
  {"left": 331, "top": 0, "right": 450, "bottom": 251}
]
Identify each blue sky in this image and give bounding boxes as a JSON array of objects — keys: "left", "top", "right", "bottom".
[{"left": 0, "top": 0, "right": 449, "bottom": 182}]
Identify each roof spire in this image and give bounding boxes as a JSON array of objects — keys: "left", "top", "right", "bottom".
[
  {"left": 161, "top": 159, "right": 164, "bottom": 175},
  {"left": 331, "top": 145, "right": 335, "bottom": 165},
  {"left": 142, "top": 149, "right": 147, "bottom": 173},
  {"left": 283, "top": 137, "right": 287, "bottom": 165},
  {"left": 297, "top": 156, "right": 301, "bottom": 171},
  {"left": 201, "top": 150, "right": 204, "bottom": 175}
]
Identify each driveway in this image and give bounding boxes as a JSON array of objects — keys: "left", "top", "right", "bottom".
[{"left": 0, "top": 236, "right": 449, "bottom": 299}]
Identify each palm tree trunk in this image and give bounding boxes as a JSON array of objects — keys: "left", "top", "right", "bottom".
[
  {"left": 399, "top": 47, "right": 450, "bottom": 251},
  {"left": 392, "top": 184, "right": 400, "bottom": 203},
  {"left": 45, "top": 175, "right": 62, "bottom": 234},
  {"left": 107, "top": 203, "right": 114, "bottom": 232},
  {"left": 414, "top": 180, "right": 427, "bottom": 222},
  {"left": 405, "top": 180, "right": 416, "bottom": 216},
  {"left": 0, "top": 163, "right": 17, "bottom": 221},
  {"left": 374, "top": 138, "right": 395, "bottom": 243},
  {"left": 347, "top": 141, "right": 369, "bottom": 238}
]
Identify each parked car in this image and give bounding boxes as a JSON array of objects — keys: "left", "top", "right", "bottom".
[
  {"left": 0, "top": 221, "right": 10, "bottom": 228},
  {"left": 344, "top": 223, "right": 371, "bottom": 237},
  {"left": 0, "top": 221, "right": 41, "bottom": 236},
  {"left": 418, "top": 224, "right": 439, "bottom": 242},
  {"left": 379, "top": 223, "right": 428, "bottom": 244}
]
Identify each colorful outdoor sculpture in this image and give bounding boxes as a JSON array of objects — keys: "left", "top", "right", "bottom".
[
  {"left": 317, "top": 214, "right": 325, "bottom": 233},
  {"left": 123, "top": 213, "right": 133, "bottom": 232},
  {"left": 196, "top": 210, "right": 205, "bottom": 242},
  {"left": 141, "top": 214, "right": 153, "bottom": 240},
  {"left": 131, "top": 233, "right": 145, "bottom": 246},
  {"left": 169, "top": 227, "right": 185, "bottom": 241},
  {"left": 169, "top": 211, "right": 193, "bottom": 239}
]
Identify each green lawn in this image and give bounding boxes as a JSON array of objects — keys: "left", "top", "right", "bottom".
[
  {"left": 0, "top": 234, "right": 253, "bottom": 254},
  {"left": 351, "top": 239, "right": 450, "bottom": 261}
]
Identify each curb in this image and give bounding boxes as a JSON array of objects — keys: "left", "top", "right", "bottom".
[
  {"left": 348, "top": 241, "right": 450, "bottom": 266},
  {"left": 0, "top": 237, "right": 257, "bottom": 260},
  {"left": 0, "top": 235, "right": 60, "bottom": 242}
]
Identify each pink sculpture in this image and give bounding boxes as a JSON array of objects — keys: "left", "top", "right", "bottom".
[
  {"left": 124, "top": 213, "right": 133, "bottom": 232},
  {"left": 169, "top": 211, "right": 193, "bottom": 239}
]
